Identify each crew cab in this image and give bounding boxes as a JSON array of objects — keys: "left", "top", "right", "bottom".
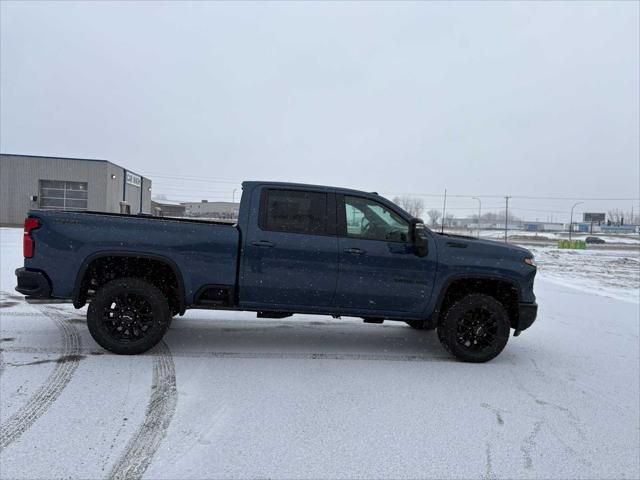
[{"left": 16, "top": 181, "right": 538, "bottom": 362}]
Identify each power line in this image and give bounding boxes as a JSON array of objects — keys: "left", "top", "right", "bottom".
[
  {"left": 142, "top": 171, "right": 243, "bottom": 182},
  {"left": 152, "top": 193, "right": 235, "bottom": 200},
  {"left": 383, "top": 192, "right": 639, "bottom": 201},
  {"left": 143, "top": 174, "right": 639, "bottom": 201},
  {"left": 511, "top": 195, "right": 639, "bottom": 201},
  {"left": 151, "top": 186, "right": 232, "bottom": 195},
  {"left": 144, "top": 174, "right": 242, "bottom": 185}
]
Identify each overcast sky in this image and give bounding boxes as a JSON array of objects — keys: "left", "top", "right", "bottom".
[{"left": 1, "top": 1, "right": 638, "bottom": 221}]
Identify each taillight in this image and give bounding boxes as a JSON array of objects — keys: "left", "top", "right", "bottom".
[{"left": 23, "top": 217, "right": 39, "bottom": 258}]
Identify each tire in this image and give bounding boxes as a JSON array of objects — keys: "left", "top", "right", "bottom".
[
  {"left": 437, "top": 294, "right": 510, "bottom": 363},
  {"left": 405, "top": 320, "right": 435, "bottom": 330},
  {"left": 87, "top": 277, "right": 171, "bottom": 355}
]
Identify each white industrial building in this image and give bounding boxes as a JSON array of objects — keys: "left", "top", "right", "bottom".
[
  {"left": 0, "top": 154, "right": 151, "bottom": 226},
  {"left": 182, "top": 200, "right": 239, "bottom": 220}
]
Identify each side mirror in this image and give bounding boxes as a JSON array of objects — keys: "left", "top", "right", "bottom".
[{"left": 411, "top": 218, "right": 428, "bottom": 257}]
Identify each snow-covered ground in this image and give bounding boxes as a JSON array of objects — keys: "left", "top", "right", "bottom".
[
  {"left": 529, "top": 247, "right": 640, "bottom": 304},
  {"left": 1, "top": 227, "right": 639, "bottom": 479},
  {"left": 449, "top": 228, "right": 640, "bottom": 245}
]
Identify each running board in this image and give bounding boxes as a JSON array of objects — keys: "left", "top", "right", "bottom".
[
  {"left": 362, "top": 317, "right": 384, "bottom": 324},
  {"left": 257, "top": 311, "right": 292, "bottom": 319},
  {"left": 25, "top": 297, "right": 74, "bottom": 304}
]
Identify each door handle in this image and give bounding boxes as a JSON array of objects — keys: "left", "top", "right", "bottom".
[
  {"left": 344, "top": 247, "right": 365, "bottom": 255},
  {"left": 252, "top": 240, "right": 275, "bottom": 248}
]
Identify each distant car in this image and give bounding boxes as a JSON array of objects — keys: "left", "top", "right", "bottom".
[{"left": 585, "top": 236, "right": 605, "bottom": 244}]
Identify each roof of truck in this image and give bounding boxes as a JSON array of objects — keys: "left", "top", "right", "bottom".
[
  {"left": 242, "top": 181, "right": 414, "bottom": 219},
  {"left": 241, "top": 180, "right": 380, "bottom": 196}
]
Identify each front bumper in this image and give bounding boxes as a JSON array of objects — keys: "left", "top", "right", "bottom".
[
  {"left": 15, "top": 267, "right": 51, "bottom": 298},
  {"left": 514, "top": 302, "right": 538, "bottom": 335}
]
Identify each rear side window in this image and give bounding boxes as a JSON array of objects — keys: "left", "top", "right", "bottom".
[{"left": 261, "top": 189, "right": 328, "bottom": 234}]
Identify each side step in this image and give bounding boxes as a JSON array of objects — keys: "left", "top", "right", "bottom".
[
  {"left": 25, "top": 297, "right": 73, "bottom": 304},
  {"left": 257, "top": 311, "right": 292, "bottom": 319},
  {"left": 362, "top": 317, "right": 384, "bottom": 324}
]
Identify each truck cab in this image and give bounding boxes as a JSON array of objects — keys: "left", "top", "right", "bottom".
[{"left": 237, "top": 182, "right": 438, "bottom": 318}]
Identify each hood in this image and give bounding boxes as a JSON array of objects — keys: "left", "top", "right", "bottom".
[{"left": 436, "top": 233, "right": 534, "bottom": 258}]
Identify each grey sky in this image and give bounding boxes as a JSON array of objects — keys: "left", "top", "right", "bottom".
[{"left": 1, "top": 1, "right": 638, "bottom": 221}]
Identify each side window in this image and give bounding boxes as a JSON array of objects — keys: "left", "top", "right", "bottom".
[
  {"left": 262, "top": 189, "right": 328, "bottom": 234},
  {"left": 343, "top": 196, "right": 409, "bottom": 242}
]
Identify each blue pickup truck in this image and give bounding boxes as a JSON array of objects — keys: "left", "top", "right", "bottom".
[{"left": 16, "top": 181, "right": 537, "bottom": 362}]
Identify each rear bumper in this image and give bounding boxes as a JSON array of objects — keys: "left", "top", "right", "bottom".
[
  {"left": 15, "top": 268, "right": 51, "bottom": 298},
  {"left": 515, "top": 302, "right": 538, "bottom": 334}
]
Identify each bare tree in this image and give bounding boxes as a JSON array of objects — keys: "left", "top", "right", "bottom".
[
  {"left": 444, "top": 213, "right": 455, "bottom": 227},
  {"left": 498, "top": 210, "right": 521, "bottom": 223},
  {"left": 608, "top": 209, "right": 623, "bottom": 224},
  {"left": 427, "top": 209, "right": 441, "bottom": 227},
  {"left": 392, "top": 196, "right": 425, "bottom": 218},
  {"left": 474, "top": 211, "right": 521, "bottom": 226}
]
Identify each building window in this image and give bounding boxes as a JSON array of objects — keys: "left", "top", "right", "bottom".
[{"left": 39, "top": 180, "right": 88, "bottom": 210}]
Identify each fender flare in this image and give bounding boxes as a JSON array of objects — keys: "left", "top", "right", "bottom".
[
  {"left": 71, "top": 250, "right": 187, "bottom": 314},
  {"left": 432, "top": 273, "right": 521, "bottom": 317}
]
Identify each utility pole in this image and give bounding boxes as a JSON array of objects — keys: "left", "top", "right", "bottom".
[
  {"left": 504, "top": 196, "right": 511, "bottom": 243},
  {"left": 441, "top": 189, "right": 447, "bottom": 234},
  {"left": 569, "top": 201, "right": 584, "bottom": 242},
  {"left": 472, "top": 197, "right": 481, "bottom": 236}
]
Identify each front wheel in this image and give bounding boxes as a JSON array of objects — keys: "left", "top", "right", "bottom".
[
  {"left": 437, "top": 294, "right": 510, "bottom": 363},
  {"left": 87, "top": 277, "right": 171, "bottom": 355}
]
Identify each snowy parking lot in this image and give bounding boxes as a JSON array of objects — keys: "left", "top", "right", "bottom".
[{"left": 1, "top": 227, "right": 639, "bottom": 479}]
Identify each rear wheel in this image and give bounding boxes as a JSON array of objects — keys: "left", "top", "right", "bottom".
[
  {"left": 437, "top": 294, "right": 510, "bottom": 363},
  {"left": 87, "top": 277, "right": 170, "bottom": 355}
]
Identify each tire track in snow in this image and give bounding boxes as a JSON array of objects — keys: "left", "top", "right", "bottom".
[
  {"left": 0, "top": 311, "right": 47, "bottom": 317},
  {"left": 0, "top": 290, "right": 19, "bottom": 377},
  {"left": 1, "top": 346, "right": 449, "bottom": 363},
  {"left": 107, "top": 341, "right": 177, "bottom": 480},
  {"left": 0, "top": 304, "right": 80, "bottom": 451},
  {"left": 521, "top": 420, "right": 543, "bottom": 469},
  {"left": 0, "top": 343, "right": 5, "bottom": 377}
]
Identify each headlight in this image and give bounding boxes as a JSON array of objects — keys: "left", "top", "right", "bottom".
[{"left": 524, "top": 257, "right": 536, "bottom": 267}]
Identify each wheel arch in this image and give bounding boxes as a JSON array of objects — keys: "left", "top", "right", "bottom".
[
  {"left": 433, "top": 274, "right": 521, "bottom": 329},
  {"left": 72, "top": 251, "right": 186, "bottom": 314}
]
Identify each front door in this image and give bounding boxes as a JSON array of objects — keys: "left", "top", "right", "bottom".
[
  {"left": 336, "top": 194, "right": 436, "bottom": 314},
  {"left": 240, "top": 187, "right": 339, "bottom": 309}
]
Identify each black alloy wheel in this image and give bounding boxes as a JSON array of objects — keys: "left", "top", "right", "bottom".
[
  {"left": 102, "top": 292, "right": 155, "bottom": 341},
  {"left": 455, "top": 307, "right": 499, "bottom": 351},
  {"left": 87, "top": 277, "right": 170, "bottom": 355},
  {"left": 437, "top": 293, "right": 510, "bottom": 363}
]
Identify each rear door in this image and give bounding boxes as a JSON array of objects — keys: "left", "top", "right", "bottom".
[
  {"left": 240, "top": 187, "right": 339, "bottom": 309},
  {"left": 336, "top": 194, "right": 436, "bottom": 314}
]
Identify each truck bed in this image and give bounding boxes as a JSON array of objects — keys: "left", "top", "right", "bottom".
[{"left": 23, "top": 210, "right": 240, "bottom": 304}]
